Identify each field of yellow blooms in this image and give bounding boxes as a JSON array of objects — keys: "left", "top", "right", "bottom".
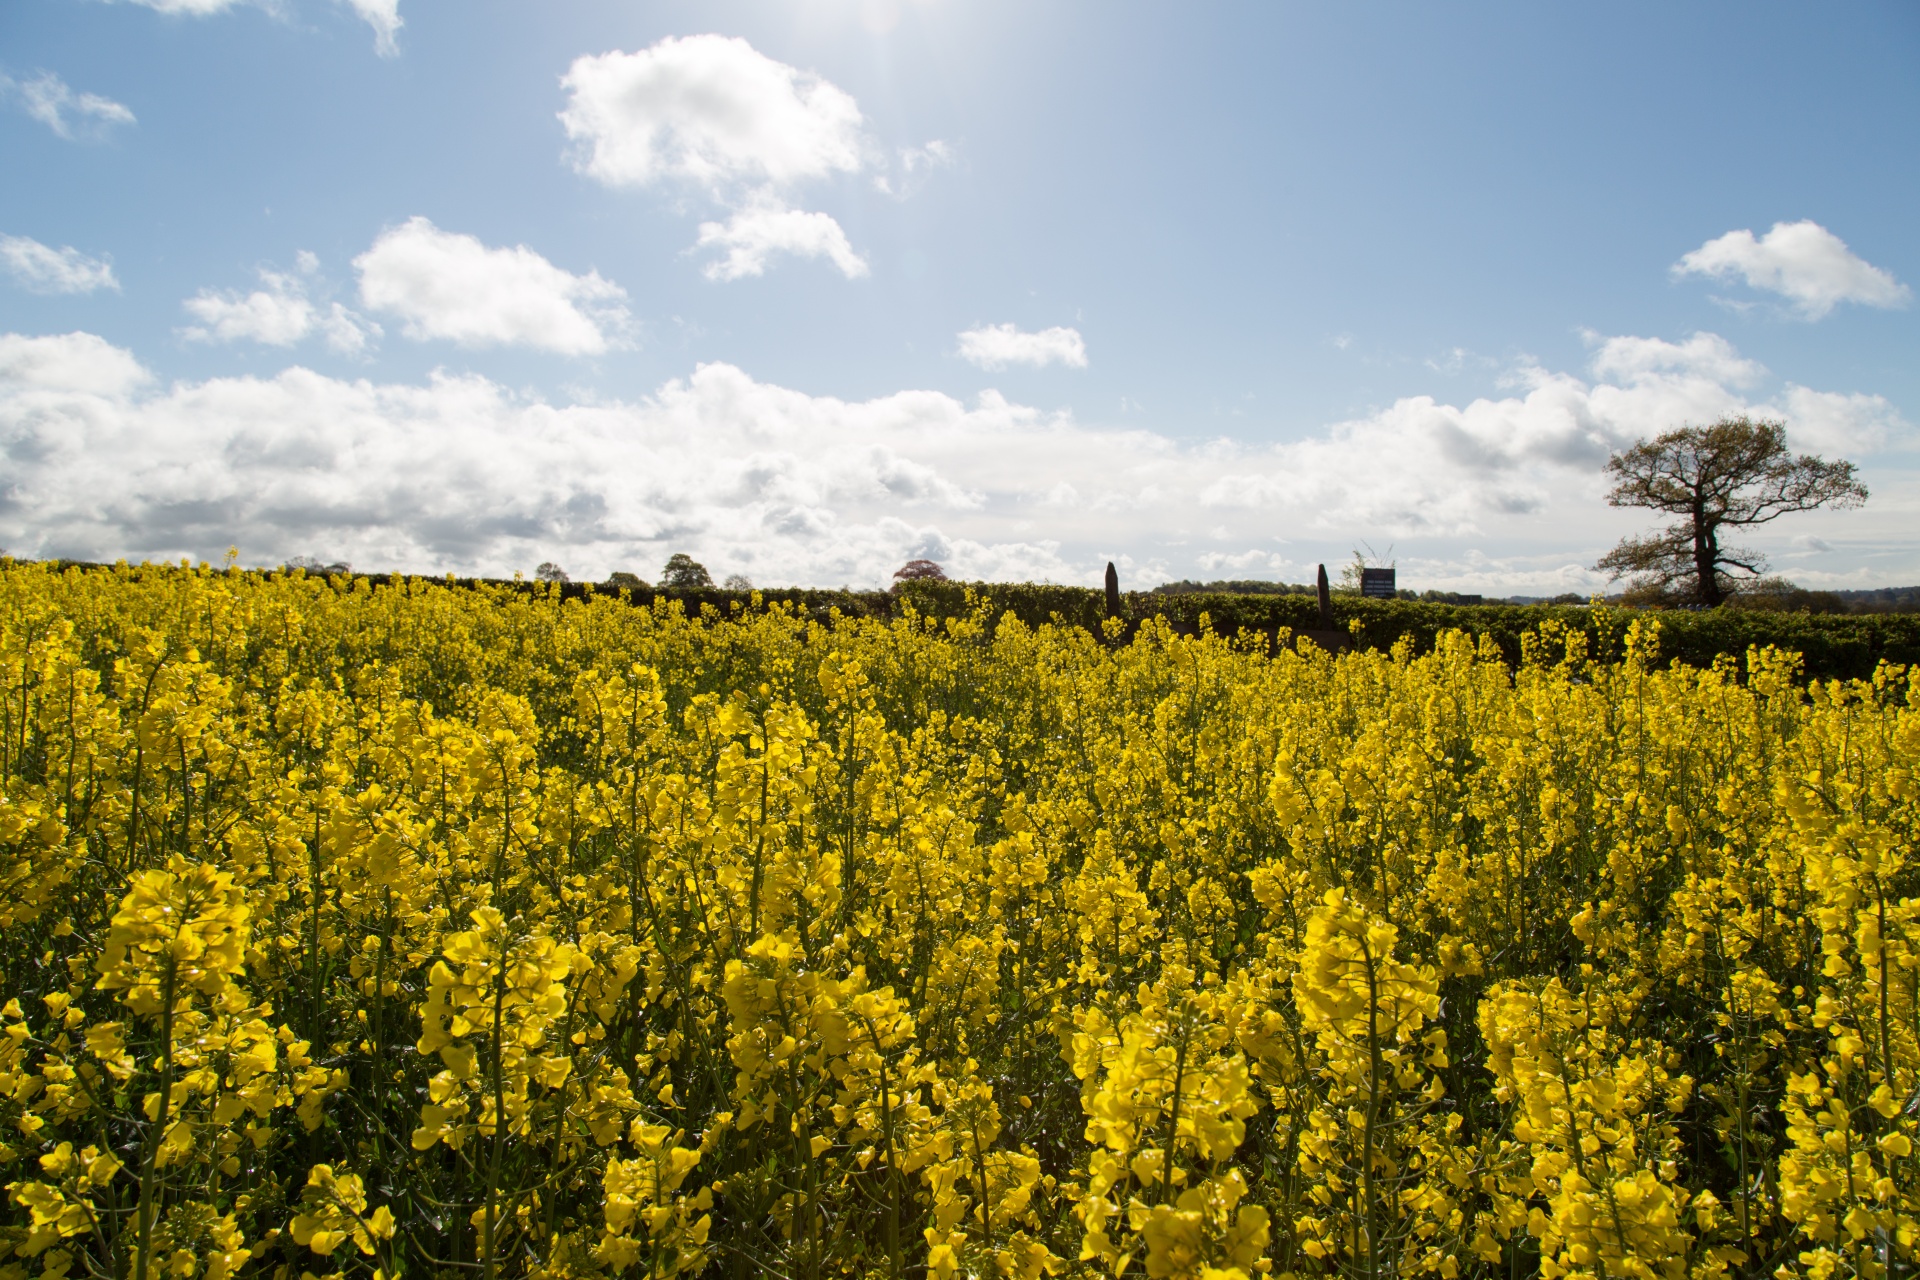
[{"left": 0, "top": 562, "right": 1914, "bottom": 1280}]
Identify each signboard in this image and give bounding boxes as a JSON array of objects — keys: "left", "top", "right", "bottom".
[{"left": 1360, "top": 568, "right": 1397, "bottom": 599}]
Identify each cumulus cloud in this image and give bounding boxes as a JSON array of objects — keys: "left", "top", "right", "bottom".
[
  {"left": 1776, "top": 386, "right": 1912, "bottom": 455},
  {"left": 560, "top": 34, "right": 873, "bottom": 282},
  {"left": 182, "top": 256, "right": 380, "bottom": 355},
  {"left": 957, "top": 324, "right": 1088, "bottom": 370},
  {"left": 1, "top": 235, "right": 119, "bottom": 295},
  {"left": 1198, "top": 332, "right": 1908, "bottom": 535},
  {"left": 2, "top": 328, "right": 1911, "bottom": 589},
  {"left": 1583, "top": 330, "right": 1763, "bottom": 387},
  {"left": 560, "top": 35, "right": 866, "bottom": 191},
  {"left": 353, "top": 218, "right": 630, "bottom": 354},
  {"left": 0, "top": 332, "right": 149, "bottom": 395},
  {"left": 2, "top": 71, "right": 135, "bottom": 141},
  {"left": 1674, "top": 220, "right": 1910, "bottom": 319},
  {"left": 696, "top": 206, "right": 868, "bottom": 280}
]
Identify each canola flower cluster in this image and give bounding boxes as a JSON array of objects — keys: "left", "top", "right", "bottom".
[{"left": 0, "top": 561, "right": 1914, "bottom": 1280}]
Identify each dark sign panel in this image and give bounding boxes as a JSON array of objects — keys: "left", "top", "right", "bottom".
[{"left": 1360, "top": 568, "right": 1397, "bottom": 598}]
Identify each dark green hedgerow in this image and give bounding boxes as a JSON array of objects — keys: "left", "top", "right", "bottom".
[
  {"left": 546, "top": 578, "right": 1920, "bottom": 681},
  {"left": 38, "top": 561, "right": 1920, "bottom": 682}
]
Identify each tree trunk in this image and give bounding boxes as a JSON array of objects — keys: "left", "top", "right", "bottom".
[{"left": 1692, "top": 507, "right": 1722, "bottom": 606}]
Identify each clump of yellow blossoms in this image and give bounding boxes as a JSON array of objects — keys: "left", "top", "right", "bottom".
[{"left": 0, "top": 561, "right": 1913, "bottom": 1280}]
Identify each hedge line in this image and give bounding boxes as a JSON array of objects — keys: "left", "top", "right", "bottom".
[
  {"left": 395, "top": 574, "right": 1920, "bottom": 681},
  {"left": 882, "top": 582, "right": 1920, "bottom": 680},
  {"left": 32, "top": 561, "right": 1920, "bottom": 682}
]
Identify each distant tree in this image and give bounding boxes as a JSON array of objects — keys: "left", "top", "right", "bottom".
[
  {"left": 285, "top": 556, "right": 352, "bottom": 576},
  {"left": 1596, "top": 416, "right": 1867, "bottom": 606},
  {"left": 722, "top": 574, "right": 754, "bottom": 591},
  {"left": 1149, "top": 579, "right": 1313, "bottom": 596},
  {"left": 535, "top": 562, "right": 569, "bottom": 584},
  {"left": 1722, "top": 577, "right": 1846, "bottom": 615},
  {"left": 606, "top": 571, "right": 649, "bottom": 591},
  {"left": 661, "top": 553, "right": 714, "bottom": 589},
  {"left": 891, "top": 560, "right": 948, "bottom": 590}
]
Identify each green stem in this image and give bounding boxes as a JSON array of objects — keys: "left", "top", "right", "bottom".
[{"left": 133, "top": 960, "right": 178, "bottom": 1280}]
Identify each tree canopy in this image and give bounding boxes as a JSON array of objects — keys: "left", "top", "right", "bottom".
[
  {"left": 660, "top": 553, "right": 713, "bottom": 589},
  {"left": 1596, "top": 415, "right": 1866, "bottom": 606},
  {"left": 891, "top": 559, "right": 948, "bottom": 586}
]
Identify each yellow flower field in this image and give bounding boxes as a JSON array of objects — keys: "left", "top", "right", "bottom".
[{"left": 0, "top": 562, "right": 1914, "bottom": 1280}]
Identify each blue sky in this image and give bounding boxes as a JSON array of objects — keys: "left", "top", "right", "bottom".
[{"left": 2, "top": 0, "right": 1916, "bottom": 590}]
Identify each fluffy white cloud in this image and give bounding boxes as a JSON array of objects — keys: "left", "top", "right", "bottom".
[
  {"left": 560, "top": 35, "right": 874, "bottom": 283},
  {"left": 1776, "top": 386, "right": 1912, "bottom": 455},
  {"left": 0, "top": 235, "right": 119, "bottom": 295},
  {"left": 342, "top": 0, "right": 402, "bottom": 56},
  {"left": 1674, "top": 220, "right": 1910, "bottom": 319},
  {"left": 2, "top": 329, "right": 1911, "bottom": 590},
  {"left": 353, "top": 219, "right": 629, "bottom": 355},
  {"left": 0, "top": 332, "right": 149, "bottom": 395},
  {"left": 183, "top": 280, "right": 313, "bottom": 347},
  {"left": 1583, "top": 330, "right": 1762, "bottom": 387},
  {"left": 1, "top": 72, "right": 135, "bottom": 141},
  {"left": 182, "top": 257, "right": 380, "bottom": 355},
  {"left": 696, "top": 206, "right": 868, "bottom": 280},
  {"left": 560, "top": 35, "right": 866, "bottom": 192},
  {"left": 957, "top": 324, "right": 1088, "bottom": 370}
]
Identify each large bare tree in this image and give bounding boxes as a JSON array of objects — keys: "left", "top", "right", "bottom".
[{"left": 1596, "top": 415, "right": 1867, "bottom": 606}]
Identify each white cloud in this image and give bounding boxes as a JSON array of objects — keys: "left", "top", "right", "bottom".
[
  {"left": 182, "top": 259, "right": 380, "bottom": 355},
  {"left": 1674, "top": 220, "right": 1910, "bottom": 319},
  {"left": 2, "top": 329, "right": 1912, "bottom": 589},
  {"left": 342, "top": 0, "right": 402, "bottom": 56},
  {"left": 1776, "top": 386, "right": 1911, "bottom": 455},
  {"left": 875, "top": 140, "right": 954, "bottom": 197},
  {"left": 559, "top": 35, "right": 872, "bottom": 283},
  {"left": 353, "top": 218, "right": 629, "bottom": 355},
  {"left": 2, "top": 72, "right": 135, "bottom": 141},
  {"left": 0, "top": 331, "right": 149, "bottom": 396},
  {"left": 184, "top": 272, "right": 318, "bottom": 347},
  {"left": 1583, "top": 330, "right": 1763, "bottom": 387},
  {"left": 957, "top": 324, "right": 1088, "bottom": 370},
  {"left": 0, "top": 235, "right": 119, "bottom": 295},
  {"left": 102, "top": 0, "right": 400, "bottom": 53},
  {"left": 696, "top": 206, "right": 868, "bottom": 280},
  {"left": 560, "top": 35, "right": 866, "bottom": 192}
]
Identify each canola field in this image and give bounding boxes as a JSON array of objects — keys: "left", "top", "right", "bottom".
[{"left": 0, "top": 562, "right": 1914, "bottom": 1280}]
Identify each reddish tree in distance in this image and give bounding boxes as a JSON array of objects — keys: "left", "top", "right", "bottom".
[{"left": 891, "top": 559, "right": 948, "bottom": 591}]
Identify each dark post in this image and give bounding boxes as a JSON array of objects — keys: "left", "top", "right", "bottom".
[
  {"left": 1104, "top": 562, "right": 1121, "bottom": 619},
  {"left": 1317, "top": 563, "right": 1332, "bottom": 629}
]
